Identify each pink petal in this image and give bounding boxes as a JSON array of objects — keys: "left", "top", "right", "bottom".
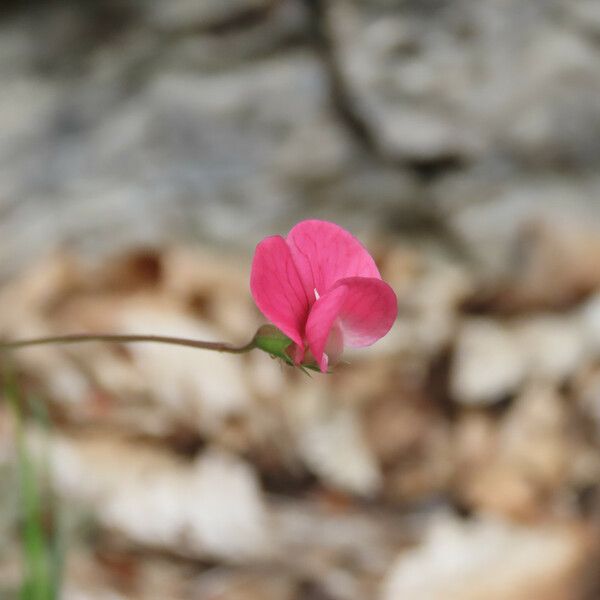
[
  {"left": 250, "top": 235, "right": 309, "bottom": 347},
  {"left": 305, "top": 277, "right": 398, "bottom": 372},
  {"left": 321, "top": 323, "right": 344, "bottom": 372},
  {"left": 286, "top": 220, "right": 382, "bottom": 300}
]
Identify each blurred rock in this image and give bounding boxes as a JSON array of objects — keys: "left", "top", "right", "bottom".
[
  {"left": 1, "top": 0, "right": 600, "bottom": 286},
  {"left": 286, "top": 383, "right": 381, "bottom": 496},
  {"left": 580, "top": 292, "right": 600, "bottom": 357},
  {"left": 572, "top": 369, "right": 600, "bottom": 470},
  {"left": 453, "top": 310, "right": 590, "bottom": 405},
  {"left": 326, "top": 2, "right": 484, "bottom": 161},
  {"left": 501, "top": 385, "right": 571, "bottom": 489},
  {"left": 515, "top": 315, "right": 586, "bottom": 383},
  {"left": 381, "top": 515, "right": 588, "bottom": 600},
  {"left": 161, "top": 246, "right": 257, "bottom": 339},
  {"left": 455, "top": 384, "right": 592, "bottom": 519},
  {"left": 568, "top": 0, "right": 600, "bottom": 36},
  {"left": 147, "top": 0, "right": 272, "bottom": 32},
  {"left": 441, "top": 192, "right": 600, "bottom": 298},
  {"left": 62, "top": 551, "right": 297, "bottom": 600},
  {"left": 191, "top": 569, "right": 296, "bottom": 600},
  {"left": 50, "top": 435, "right": 272, "bottom": 561},
  {"left": 62, "top": 553, "right": 189, "bottom": 600},
  {"left": 274, "top": 500, "right": 404, "bottom": 600},
  {"left": 452, "top": 413, "right": 532, "bottom": 517},
  {"left": 451, "top": 318, "right": 526, "bottom": 405},
  {"left": 392, "top": 257, "right": 473, "bottom": 358},
  {"left": 328, "top": 0, "right": 600, "bottom": 170}
]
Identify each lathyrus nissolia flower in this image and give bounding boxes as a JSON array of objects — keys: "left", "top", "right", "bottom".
[
  {"left": 250, "top": 220, "right": 397, "bottom": 372},
  {"left": 0, "top": 220, "right": 396, "bottom": 373}
]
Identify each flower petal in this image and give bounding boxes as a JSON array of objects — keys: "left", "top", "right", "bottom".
[
  {"left": 306, "top": 277, "right": 398, "bottom": 372},
  {"left": 286, "top": 220, "right": 382, "bottom": 300},
  {"left": 250, "top": 235, "right": 309, "bottom": 347}
]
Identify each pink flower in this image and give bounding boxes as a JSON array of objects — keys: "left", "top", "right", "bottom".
[{"left": 250, "top": 220, "right": 397, "bottom": 372}]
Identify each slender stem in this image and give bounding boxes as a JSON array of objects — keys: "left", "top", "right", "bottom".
[{"left": 0, "top": 333, "right": 255, "bottom": 354}]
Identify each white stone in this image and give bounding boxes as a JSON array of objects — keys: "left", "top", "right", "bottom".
[
  {"left": 50, "top": 435, "right": 271, "bottom": 561},
  {"left": 451, "top": 319, "right": 526, "bottom": 405},
  {"left": 381, "top": 515, "right": 584, "bottom": 600},
  {"left": 287, "top": 384, "right": 381, "bottom": 496},
  {"left": 515, "top": 315, "right": 585, "bottom": 382},
  {"left": 579, "top": 293, "right": 600, "bottom": 356}
]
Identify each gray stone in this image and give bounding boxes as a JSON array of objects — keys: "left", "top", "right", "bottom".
[{"left": 1, "top": 0, "right": 600, "bottom": 283}]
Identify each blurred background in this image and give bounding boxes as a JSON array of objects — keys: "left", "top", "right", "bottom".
[{"left": 1, "top": 0, "right": 600, "bottom": 598}]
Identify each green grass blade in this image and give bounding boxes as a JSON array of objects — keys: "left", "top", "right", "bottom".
[{"left": 3, "top": 368, "right": 57, "bottom": 600}]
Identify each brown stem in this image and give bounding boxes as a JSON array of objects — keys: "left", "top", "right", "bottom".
[{"left": 0, "top": 333, "right": 255, "bottom": 354}]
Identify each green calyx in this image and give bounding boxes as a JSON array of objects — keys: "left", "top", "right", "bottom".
[
  {"left": 252, "top": 325, "right": 323, "bottom": 373},
  {"left": 253, "top": 325, "right": 295, "bottom": 365}
]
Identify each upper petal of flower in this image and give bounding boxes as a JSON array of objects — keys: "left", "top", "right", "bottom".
[
  {"left": 305, "top": 276, "right": 398, "bottom": 372},
  {"left": 286, "top": 220, "right": 382, "bottom": 299},
  {"left": 250, "top": 235, "right": 309, "bottom": 347}
]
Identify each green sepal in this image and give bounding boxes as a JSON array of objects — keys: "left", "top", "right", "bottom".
[
  {"left": 253, "top": 325, "right": 295, "bottom": 365},
  {"left": 252, "top": 325, "right": 330, "bottom": 374}
]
